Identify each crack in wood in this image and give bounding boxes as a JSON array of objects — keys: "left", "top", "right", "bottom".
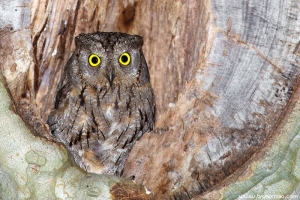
[{"left": 216, "top": 26, "right": 283, "bottom": 75}]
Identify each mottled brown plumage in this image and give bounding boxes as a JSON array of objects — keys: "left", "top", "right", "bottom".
[{"left": 47, "top": 32, "right": 155, "bottom": 175}]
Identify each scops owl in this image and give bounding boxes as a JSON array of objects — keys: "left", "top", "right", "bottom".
[{"left": 47, "top": 32, "right": 155, "bottom": 175}]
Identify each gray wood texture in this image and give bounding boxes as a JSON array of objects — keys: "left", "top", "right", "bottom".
[{"left": 124, "top": 0, "right": 300, "bottom": 198}]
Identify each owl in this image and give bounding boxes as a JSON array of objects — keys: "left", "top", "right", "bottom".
[{"left": 47, "top": 32, "right": 155, "bottom": 176}]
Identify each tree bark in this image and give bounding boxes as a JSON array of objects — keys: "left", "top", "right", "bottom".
[
  {"left": 1, "top": 0, "right": 300, "bottom": 199},
  {"left": 0, "top": 0, "right": 153, "bottom": 199}
]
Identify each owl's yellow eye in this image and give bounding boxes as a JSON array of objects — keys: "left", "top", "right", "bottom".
[
  {"left": 88, "top": 54, "right": 101, "bottom": 67},
  {"left": 119, "top": 52, "right": 131, "bottom": 66}
]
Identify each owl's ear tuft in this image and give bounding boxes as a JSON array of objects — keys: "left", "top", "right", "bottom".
[
  {"left": 134, "top": 35, "right": 143, "bottom": 46},
  {"left": 75, "top": 36, "right": 83, "bottom": 48}
]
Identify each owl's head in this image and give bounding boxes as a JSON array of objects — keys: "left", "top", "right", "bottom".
[{"left": 69, "top": 32, "right": 150, "bottom": 89}]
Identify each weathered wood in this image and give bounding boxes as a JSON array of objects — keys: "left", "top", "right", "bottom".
[
  {"left": 124, "top": 0, "right": 300, "bottom": 199},
  {"left": 1, "top": 0, "right": 300, "bottom": 199}
]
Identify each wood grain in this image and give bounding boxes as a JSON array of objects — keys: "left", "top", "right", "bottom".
[{"left": 123, "top": 0, "right": 300, "bottom": 198}]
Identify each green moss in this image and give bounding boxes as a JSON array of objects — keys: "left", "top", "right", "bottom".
[{"left": 222, "top": 102, "right": 300, "bottom": 199}]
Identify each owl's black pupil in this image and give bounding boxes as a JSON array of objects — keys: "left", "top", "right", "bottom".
[
  {"left": 121, "top": 55, "right": 128, "bottom": 63},
  {"left": 92, "top": 57, "right": 98, "bottom": 64}
]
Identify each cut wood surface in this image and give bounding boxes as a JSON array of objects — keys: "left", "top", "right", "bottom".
[{"left": 1, "top": 0, "right": 300, "bottom": 199}]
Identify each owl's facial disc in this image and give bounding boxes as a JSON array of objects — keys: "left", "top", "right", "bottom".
[{"left": 104, "top": 66, "right": 115, "bottom": 87}]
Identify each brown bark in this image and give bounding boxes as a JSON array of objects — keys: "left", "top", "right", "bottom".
[
  {"left": 1, "top": 0, "right": 300, "bottom": 199},
  {"left": 30, "top": 0, "right": 208, "bottom": 122}
]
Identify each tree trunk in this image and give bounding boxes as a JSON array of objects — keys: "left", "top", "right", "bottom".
[{"left": 1, "top": 0, "right": 300, "bottom": 199}]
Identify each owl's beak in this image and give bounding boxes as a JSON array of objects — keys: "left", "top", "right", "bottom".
[{"left": 105, "top": 67, "right": 115, "bottom": 87}]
